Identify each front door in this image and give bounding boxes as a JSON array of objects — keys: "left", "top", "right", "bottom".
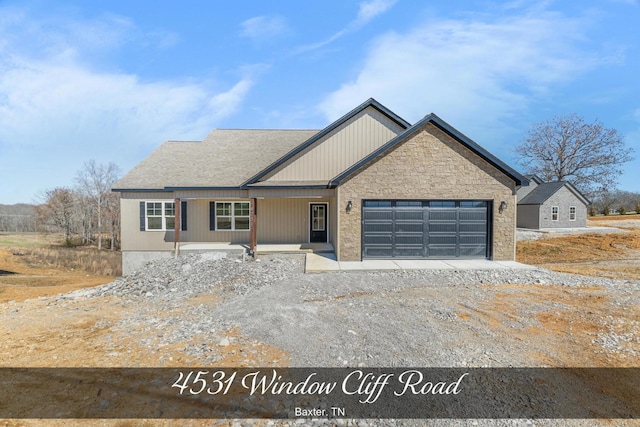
[{"left": 310, "top": 203, "right": 328, "bottom": 243}]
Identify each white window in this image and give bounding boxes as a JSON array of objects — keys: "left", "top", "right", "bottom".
[
  {"left": 569, "top": 206, "right": 576, "bottom": 221},
  {"left": 146, "top": 201, "right": 175, "bottom": 231},
  {"left": 551, "top": 206, "right": 559, "bottom": 221},
  {"left": 216, "top": 201, "right": 250, "bottom": 230}
]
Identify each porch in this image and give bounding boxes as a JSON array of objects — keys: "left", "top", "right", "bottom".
[{"left": 178, "top": 242, "right": 334, "bottom": 255}]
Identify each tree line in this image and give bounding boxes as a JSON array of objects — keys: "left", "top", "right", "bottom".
[
  {"left": 1, "top": 160, "right": 122, "bottom": 250},
  {"left": 0, "top": 204, "right": 37, "bottom": 232}
]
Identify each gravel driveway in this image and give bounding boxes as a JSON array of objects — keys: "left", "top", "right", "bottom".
[
  {"left": 23, "top": 252, "right": 640, "bottom": 425},
  {"left": 63, "top": 252, "right": 638, "bottom": 367}
]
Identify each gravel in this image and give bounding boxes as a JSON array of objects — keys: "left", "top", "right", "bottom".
[
  {"left": 51, "top": 252, "right": 638, "bottom": 426},
  {"left": 57, "top": 252, "right": 637, "bottom": 367}
]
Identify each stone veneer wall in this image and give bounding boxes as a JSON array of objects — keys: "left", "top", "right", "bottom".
[{"left": 337, "top": 123, "right": 517, "bottom": 261}]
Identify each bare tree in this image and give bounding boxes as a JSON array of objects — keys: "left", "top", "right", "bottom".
[
  {"left": 74, "top": 160, "right": 120, "bottom": 250},
  {"left": 516, "top": 114, "right": 634, "bottom": 197},
  {"left": 103, "top": 191, "right": 121, "bottom": 250},
  {"left": 35, "top": 188, "right": 76, "bottom": 243}
]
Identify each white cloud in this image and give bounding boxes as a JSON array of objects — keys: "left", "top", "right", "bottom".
[
  {"left": 354, "top": 0, "right": 397, "bottom": 27},
  {"left": 295, "top": 0, "right": 396, "bottom": 54},
  {"left": 0, "top": 6, "right": 253, "bottom": 203},
  {"left": 319, "top": 6, "right": 607, "bottom": 142},
  {"left": 240, "top": 15, "right": 287, "bottom": 41}
]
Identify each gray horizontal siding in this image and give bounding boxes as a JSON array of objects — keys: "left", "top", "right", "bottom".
[{"left": 121, "top": 195, "right": 335, "bottom": 251}]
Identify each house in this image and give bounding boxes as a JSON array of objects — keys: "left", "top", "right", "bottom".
[
  {"left": 113, "top": 98, "right": 527, "bottom": 274},
  {"left": 516, "top": 175, "right": 590, "bottom": 229}
]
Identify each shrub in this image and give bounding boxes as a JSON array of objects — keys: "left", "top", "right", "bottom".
[
  {"left": 636, "top": 203, "right": 640, "bottom": 214},
  {"left": 603, "top": 206, "right": 610, "bottom": 216},
  {"left": 618, "top": 206, "right": 626, "bottom": 215}
]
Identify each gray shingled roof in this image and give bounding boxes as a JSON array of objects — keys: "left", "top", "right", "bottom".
[
  {"left": 112, "top": 129, "right": 319, "bottom": 190},
  {"left": 518, "top": 181, "right": 567, "bottom": 205}
]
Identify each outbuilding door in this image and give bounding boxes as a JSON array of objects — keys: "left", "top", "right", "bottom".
[{"left": 362, "top": 200, "right": 490, "bottom": 259}]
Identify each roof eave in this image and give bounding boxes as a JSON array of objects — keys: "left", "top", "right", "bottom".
[
  {"left": 112, "top": 186, "right": 246, "bottom": 192},
  {"left": 244, "top": 184, "right": 330, "bottom": 190},
  {"left": 111, "top": 188, "right": 171, "bottom": 193},
  {"left": 564, "top": 182, "right": 591, "bottom": 205}
]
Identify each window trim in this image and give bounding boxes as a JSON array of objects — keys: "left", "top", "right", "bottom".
[
  {"left": 551, "top": 206, "right": 559, "bottom": 221},
  {"left": 569, "top": 206, "right": 576, "bottom": 221},
  {"left": 144, "top": 201, "right": 176, "bottom": 231},
  {"left": 214, "top": 201, "right": 250, "bottom": 231}
]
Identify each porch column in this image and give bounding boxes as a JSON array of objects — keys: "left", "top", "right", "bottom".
[
  {"left": 249, "top": 198, "right": 257, "bottom": 254},
  {"left": 174, "top": 197, "right": 180, "bottom": 258}
]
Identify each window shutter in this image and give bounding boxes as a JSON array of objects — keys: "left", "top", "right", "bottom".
[
  {"left": 214, "top": 202, "right": 216, "bottom": 231},
  {"left": 139, "top": 201, "right": 146, "bottom": 231},
  {"left": 181, "top": 201, "right": 188, "bottom": 231}
]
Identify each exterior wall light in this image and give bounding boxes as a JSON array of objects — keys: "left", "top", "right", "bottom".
[
  {"left": 499, "top": 201, "right": 507, "bottom": 213},
  {"left": 346, "top": 200, "right": 353, "bottom": 212}
]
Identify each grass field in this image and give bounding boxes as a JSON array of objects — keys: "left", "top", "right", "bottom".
[
  {"left": 588, "top": 213, "right": 640, "bottom": 221},
  {"left": 0, "top": 232, "right": 60, "bottom": 248},
  {"left": 0, "top": 233, "right": 120, "bottom": 302}
]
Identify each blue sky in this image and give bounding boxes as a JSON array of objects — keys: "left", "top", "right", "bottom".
[{"left": 1, "top": 0, "right": 639, "bottom": 204}]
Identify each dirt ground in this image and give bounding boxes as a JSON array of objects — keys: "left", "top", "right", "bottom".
[
  {"left": 516, "top": 215, "right": 640, "bottom": 280},
  {"left": 0, "top": 248, "right": 113, "bottom": 303},
  {"left": 1, "top": 222, "right": 639, "bottom": 425}
]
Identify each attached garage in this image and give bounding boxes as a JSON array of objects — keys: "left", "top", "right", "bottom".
[{"left": 362, "top": 200, "right": 491, "bottom": 259}]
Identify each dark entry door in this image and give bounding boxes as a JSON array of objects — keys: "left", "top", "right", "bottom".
[{"left": 310, "top": 203, "right": 328, "bottom": 243}]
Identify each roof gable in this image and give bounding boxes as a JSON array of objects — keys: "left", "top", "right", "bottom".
[
  {"left": 329, "top": 113, "right": 527, "bottom": 187},
  {"left": 518, "top": 181, "right": 590, "bottom": 205},
  {"left": 244, "top": 98, "right": 410, "bottom": 186}
]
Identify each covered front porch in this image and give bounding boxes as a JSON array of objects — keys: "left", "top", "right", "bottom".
[
  {"left": 168, "top": 187, "right": 337, "bottom": 256},
  {"left": 177, "top": 242, "right": 334, "bottom": 255}
]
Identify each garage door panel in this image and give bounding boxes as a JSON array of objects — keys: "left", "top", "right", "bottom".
[
  {"left": 395, "top": 248, "right": 424, "bottom": 257},
  {"left": 395, "top": 210, "right": 423, "bottom": 220},
  {"left": 459, "top": 210, "right": 486, "bottom": 221},
  {"left": 363, "top": 210, "right": 393, "bottom": 220},
  {"left": 362, "top": 200, "right": 490, "bottom": 259},
  {"left": 459, "top": 246, "right": 487, "bottom": 257},
  {"left": 429, "top": 223, "right": 457, "bottom": 233},
  {"left": 363, "top": 222, "right": 393, "bottom": 233},
  {"left": 459, "top": 235, "right": 486, "bottom": 244},
  {"left": 395, "top": 234, "right": 423, "bottom": 245},
  {"left": 364, "top": 247, "right": 393, "bottom": 257},
  {"left": 364, "top": 235, "right": 393, "bottom": 245},
  {"left": 428, "top": 246, "right": 457, "bottom": 257},
  {"left": 429, "top": 210, "right": 457, "bottom": 221},
  {"left": 428, "top": 235, "right": 457, "bottom": 245},
  {"left": 459, "top": 223, "right": 486, "bottom": 233},
  {"left": 394, "top": 223, "right": 423, "bottom": 233}
]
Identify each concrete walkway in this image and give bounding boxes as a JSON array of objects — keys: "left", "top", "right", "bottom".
[{"left": 305, "top": 252, "right": 537, "bottom": 272}]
